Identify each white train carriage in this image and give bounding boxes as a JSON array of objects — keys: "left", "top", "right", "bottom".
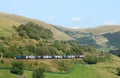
[
  {"left": 43, "top": 56, "right": 52, "bottom": 59},
  {"left": 66, "top": 55, "right": 75, "bottom": 58},
  {"left": 79, "top": 55, "right": 85, "bottom": 58},
  {"left": 25, "top": 56, "right": 36, "bottom": 59}
]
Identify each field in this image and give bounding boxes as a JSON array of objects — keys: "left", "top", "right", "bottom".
[
  {"left": 0, "top": 63, "right": 120, "bottom": 78},
  {"left": 0, "top": 70, "right": 32, "bottom": 78},
  {"left": 0, "top": 64, "right": 102, "bottom": 78},
  {"left": 0, "top": 55, "right": 120, "bottom": 78},
  {"left": 46, "top": 64, "right": 101, "bottom": 78}
]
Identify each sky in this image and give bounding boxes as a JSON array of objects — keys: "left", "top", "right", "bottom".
[{"left": 0, "top": 0, "right": 120, "bottom": 28}]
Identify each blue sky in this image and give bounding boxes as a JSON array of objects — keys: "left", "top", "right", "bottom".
[{"left": 0, "top": 0, "right": 120, "bottom": 28}]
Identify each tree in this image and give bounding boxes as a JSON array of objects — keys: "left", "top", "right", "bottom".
[
  {"left": 57, "top": 60, "right": 72, "bottom": 71},
  {"left": 35, "top": 46, "right": 50, "bottom": 55},
  {"left": 10, "top": 61, "right": 24, "bottom": 75},
  {"left": 48, "top": 46, "right": 58, "bottom": 55},
  {"left": 17, "top": 22, "right": 53, "bottom": 40},
  {"left": 53, "top": 41, "right": 67, "bottom": 51},
  {"left": 117, "top": 68, "right": 120, "bottom": 76},
  {"left": 83, "top": 54, "right": 98, "bottom": 64},
  {"left": 32, "top": 68, "right": 45, "bottom": 78}
]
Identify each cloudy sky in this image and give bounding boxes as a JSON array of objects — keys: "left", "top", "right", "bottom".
[{"left": 0, "top": 0, "right": 120, "bottom": 28}]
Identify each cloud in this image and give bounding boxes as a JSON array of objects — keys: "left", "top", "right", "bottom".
[
  {"left": 104, "top": 21, "right": 119, "bottom": 25},
  {"left": 71, "top": 17, "right": 83, "bottom": 22}
]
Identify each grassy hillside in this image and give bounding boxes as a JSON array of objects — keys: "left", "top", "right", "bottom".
[
  {"left": 55, "top": 25, "right": 120, "bottom": 35},
  {"left": 103, "top": 31, "right": 120, "bottom": 48},
  {"left": 0, "top": 64, "right": 111, "bottom": 78},
  {"left": 0, "top": 12, "right": 73, "bottom": 40},
  {"left": 1, "top": 12, "right": 120, "bottom": 49},
  {"left": 80, "top": 25, "right": 120, "bottom": 35},
  {"left": 56, "top": 25, "right": 120, "bottom": 50},
  {"left": 46, "top": 64, "right": 120, "bottom": 78}
]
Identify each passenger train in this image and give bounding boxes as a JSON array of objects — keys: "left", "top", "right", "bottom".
[{"left": 16, "top": 55, "right": 85, "bottom": 59}]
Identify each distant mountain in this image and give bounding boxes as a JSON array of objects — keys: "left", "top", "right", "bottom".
[
  {"left": 79, "top": 25, "right": 120, "bottom": 35},
  {"left": 0, "top": 12, "right": 73, "bottom": 40},
  {"left": 55, "top": 25, "right": 120, "bottom": 51}
]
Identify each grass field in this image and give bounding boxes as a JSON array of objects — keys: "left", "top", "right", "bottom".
[
  {"left": 46, "top": 64, "right": 120, "bottom": 78},
  {"left": 0, "top": 64, "right": 101, "bottom": 78},
  {"left": 0, "top": 64, "right": 120, "bottom": 78},
  {"left": 46, "top": 64, "right": 101, "bottom": 78},
  {"left": 0, "top": 55, "right": 120, "bottom": 78},
  {"left": 0, "top": 70, "right": 32, "bottom": 78}
]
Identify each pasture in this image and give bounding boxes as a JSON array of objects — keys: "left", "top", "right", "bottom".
[{"left": 0, "top": 64, "right": 119, "bottom": 78}]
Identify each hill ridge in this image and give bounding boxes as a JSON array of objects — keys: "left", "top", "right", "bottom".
[{"left": 0, "top": 12, "right": 73, "bottom": 40}]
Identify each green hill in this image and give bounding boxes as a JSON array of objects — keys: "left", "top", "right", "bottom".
[
  {"left": 0, "top": 12, "right": 73, "bottom": 40},
  {"left": 80, "top": 25, "right": 120, "bottom": 35},
  {"left": 56, "top": 25, "right": 120, "bottom": 51},
  {"left": 1, "top": 12, "right": 120, "bottom": 50}
]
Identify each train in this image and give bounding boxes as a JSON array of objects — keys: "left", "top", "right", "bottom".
[{"left": 16, "top": 55, "right": 85, "bottom": 59}]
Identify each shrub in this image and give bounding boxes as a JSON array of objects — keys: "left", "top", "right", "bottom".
[
  {"left": 83, "top": 54, "right": 98, "bottom": 64},
  {"left": 10, "top": 61, "right": 24, "bottom": 75},
  {"left": 117, "top": 68, "right": 120, "bottom": 76},
  {"left": 0, "top": 59, "right": 4, "bottom": 64},
  {"left": 32, "top": 68, "right": 45, "bottom": 78}
]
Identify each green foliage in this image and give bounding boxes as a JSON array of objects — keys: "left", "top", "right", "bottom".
[
  {"left": 0, "top": 36, "right": 98, "bottom": 58},
  {"left": 53, "top": 41, "right": 67, "bottom": 51},
  {"left": 0, "top": 59, "right": 4, "bottom": 64},
  {"left": 109, "top": 49, "right": 120, "bottom": 57},
  {"left": 76, "top": 37, "right": 98, "bottom": 47},
  {"left": 36, "top": 46, "right": 50, "bottom": 55},
  {"left": 0, "top": 22, "right": 98, "bottom": 58},
  {"left": 103, "top": 32, "right": 120, "bottom": 48},
  {"left": 117, "top": 68, "right": 120, "bottom": 76},
  {"left": 83, "top": 54, "right": 98, "bottom": 64},
  {"left": 32, "top": 68, "right": 45, "bottom": 78},
  {"left": 17, "top": 22, "right": 53, "bottom": 40},
  {"left": 71, "top": 46, "right": 84, "bottom": 55},
  {"left": 10, "top": 61, "right": 24, "bottom": 75},
  {"left": 48, "top": 46, "right": 58, "bottom": 55},
  {"left": 4, "top": 45, "right": 28, "bottom": 58},
  {"left": 56, "top": 60, "right": 73, "bottom": 72},
  {"left": 97, "top": 52, "right": 111, "bottom": 62}
]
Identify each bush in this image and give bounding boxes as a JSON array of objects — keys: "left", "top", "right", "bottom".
[
  {"left": 83, "top": 54, "right": 98, "bottom": 64},
  {"left": 54, "top": 60, "right": 73, "bottom": 72},
  {"left": 0, "top": 59, "right": 4, "bottom": 64},
  {"left": 10, "top": 61, "right": 24, "bottom": 75},
  {"left": 117, "top": 68, "right": 120, "bottom": 76},
  {"left": 32, "top": 68, "right": 45, "bottom": 78}
]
